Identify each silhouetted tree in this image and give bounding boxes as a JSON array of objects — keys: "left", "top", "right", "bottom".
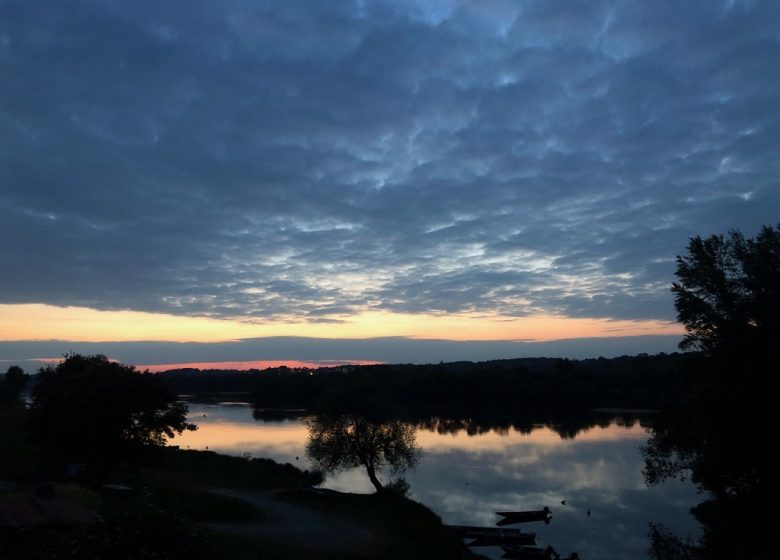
[
  {"left": 30, "top": 354, "right": 196, "bottom": 474},
  {"left": 306, "top": 413, "right": 420, "bottom": 492},
  {"left": 0, "top": 365, "right": 28, "bottom": 403},
  {"left": 644, "top": 224, "right": 780, "bottom": 559},
  {"left": 650, "top": 224, "right": 780, "bottom": 494},
  {"left": 672, "top": 224, "right": 780, "bottom": 358},
  {"left": 305, "top": 386, "right": 420, "bottom": 492}
]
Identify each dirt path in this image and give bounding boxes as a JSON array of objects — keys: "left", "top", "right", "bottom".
[{"left": 205, "top": 487, "right": 380, "bottom": 554}]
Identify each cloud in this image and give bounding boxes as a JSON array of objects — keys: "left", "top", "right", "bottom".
[{"left": 1, "top": 0, "right": 778, "bottom": 323}]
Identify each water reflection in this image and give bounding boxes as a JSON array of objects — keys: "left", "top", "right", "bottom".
[
  {"left": 172, "top": 402, "right": 311, "bottom": 459},
  {"left": 412, "top": 431, "right": 698, "bottom": 559},
  {"left": 171, "top": 404, "right": 700, "bottom": 559},
  {"left": 642, "top": 383, "right": 776, "bottom": 559},
  {"left": 415, "top": 412, "right": 652, "bottom": 441}
]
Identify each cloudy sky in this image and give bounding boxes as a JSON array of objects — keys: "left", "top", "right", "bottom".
[{"left": 2, "top": 0, "right": 778, "bottom": 368}]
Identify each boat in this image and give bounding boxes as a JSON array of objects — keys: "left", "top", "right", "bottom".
[
  {"left": 496, "top": 506, "right": 552, "bottom": 525},
  {"left": 447, "top": 525, "right": 537, "bottom": 546}
]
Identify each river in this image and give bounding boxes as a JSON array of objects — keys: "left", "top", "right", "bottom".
[{"left": 171, "top": 401, "right": 701, "bottom": 559}]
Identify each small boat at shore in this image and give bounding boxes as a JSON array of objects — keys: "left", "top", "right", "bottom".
[{"left": 496, "top": 507, "right": 552, "bottom": 526}]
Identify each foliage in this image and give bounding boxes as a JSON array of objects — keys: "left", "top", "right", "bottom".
[
  {"left": 306, "top": 393, "right": 421, "bottom": 492},
  {"left": 146, "top": 485, "right": 263, "bottom": 523},
  {"left": 363, "top": 490, "right": 476, "bottom": 559},
  {"left": 0, "top": 365, "right": 29, "bottom": 403},
  {"left": 648, "top": 523, "right": 702, "bottom": 560},
  {"left": 0, "top": 405, "right": 39, "bottom": 479},
  {"left": 277, "top": 486, "right": 476, "bottom": 559},
  {"left": 0, "top": 490, "right": 222, "bottom": 560},
  {"left": 644, "top": 224, "right": 780, "bottom": 559},
  {"left": 141, "top": 448, "right": 323, "bottom": 491},
  {"left": 672, "top": 224, "right": 780, "bottom": 356},
  {"left": 647, "top": 225, "right": 780, "bottom": 491},
  {"left": 30, "top": 354, "right": 196, "bottom": 473},
  {"left": 384, "top": 477, "right": 411, "bottom": 497},
  {"left": 156, "top": 353, "right": 693, "bottom": 414},
  {"left": 228, "top": 353, "right": 692, "bottom": 414}
]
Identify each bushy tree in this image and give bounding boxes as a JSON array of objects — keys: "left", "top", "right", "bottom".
[
  {"left": 653, "top": 225, "right": 780, "bottom": 489},
  {"left": 672, "top": 224, "right": 780, "bottom": 358},
  {"left": 305, "top": 386, "right": 420, "bottom": 492},
  {"left": 644, "top": 225, "right": 780, "bottom": 559},
  {"left": 30, "top": 354, "right": 195, "bottom": 472},
  {"left": 0, "top": 365, "right": 28, "bottom": 403},
  {"left": 306, "top": 413, "right": 420, "bottom": 492}
]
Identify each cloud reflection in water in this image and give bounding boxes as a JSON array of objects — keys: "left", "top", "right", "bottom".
[{"left": 172, "top": 403, "right": 700, "bottom": 559}]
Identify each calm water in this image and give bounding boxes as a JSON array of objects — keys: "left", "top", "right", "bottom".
[{"left": 172, "top": 402, "right": 700, "bottom": 559}]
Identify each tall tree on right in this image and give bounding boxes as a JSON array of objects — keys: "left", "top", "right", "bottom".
[
  {"left": 672, "top": 224, "right": 780, "bottom": 364},
  {"left": 644, "top": 224, "right": 780, "bottom": 560}
]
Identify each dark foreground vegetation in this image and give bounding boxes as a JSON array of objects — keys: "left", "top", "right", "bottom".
[
  {"left": 642, "top": 225, "right": 780, "bottom": 560},
  {"left": 0, "top": 357, "right": 479, "bottom": 560},
  {"left": 0, "top": 434, "right": 474, "bottom": 559}
]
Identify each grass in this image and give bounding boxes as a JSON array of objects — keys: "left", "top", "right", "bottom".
[
  {"left": 276, "top": 488, "right": 484, "bottom": 560},
  {"left": 0, "top": 481, "right": 266, "bottom": 559},
  {"left": 1, "top": 406, "right": 482, "bottom": 560},
  {"left": 148, "top": 485, "right": 263, "bottom": 523},
  {"left": 0, "top": 405, "right": 39, "bottom": 481},
  {"left": 131, "top": 447, "right": 323, "bottom": 491}
]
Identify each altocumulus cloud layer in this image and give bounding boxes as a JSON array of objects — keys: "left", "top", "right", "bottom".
[{"left": 2, "top": 0, "right": 779, "bottom": 323}]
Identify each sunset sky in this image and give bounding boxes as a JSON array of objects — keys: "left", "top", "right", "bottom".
[{"left": 2, "top": 1, "right": 778, "bottom": 370}]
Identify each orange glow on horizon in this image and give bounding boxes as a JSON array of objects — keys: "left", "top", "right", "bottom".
[
  {"left": 1, "top": 303, "right": 682, "bottom": 343},
  {"left": 138, "top": 359, "right": 382, "bottom": 373}
]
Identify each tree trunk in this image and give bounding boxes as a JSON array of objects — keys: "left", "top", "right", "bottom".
[{"left": 365, "top": 463, "right": 383, "bottom": 492}]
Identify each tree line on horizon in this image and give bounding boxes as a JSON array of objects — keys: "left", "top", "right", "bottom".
[{"left": 158, "top": 352, "right": 698, "bottom": 413}]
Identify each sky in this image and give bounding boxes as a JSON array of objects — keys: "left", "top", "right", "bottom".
[{"left": 2, "top": 1, "right": 779, "bottom": 370}]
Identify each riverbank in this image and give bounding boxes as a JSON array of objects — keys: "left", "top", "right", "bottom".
[{"left": 0, "top": 441, "right": 482, "bottom": 560}]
